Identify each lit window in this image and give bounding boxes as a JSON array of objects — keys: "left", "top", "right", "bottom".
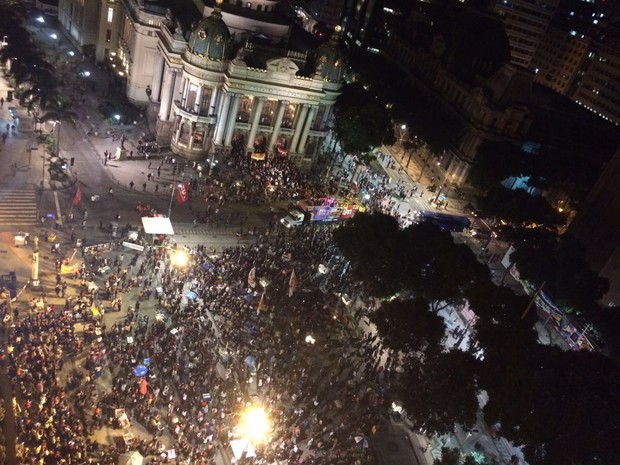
[{"left": 107, "top": 7, "right": 114, "bottom": 23}]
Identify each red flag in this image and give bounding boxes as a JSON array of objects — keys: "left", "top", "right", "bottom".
[
  {"left": 139, "top": 379, "right": 148, "bottom": 395},
  {"left": 176, "top": 182, "right": 189, "bottom": 204},
  {"left": 288, "top": 269, "right": 297, "bottom": 297},
  {"left": 72, "top": 185, "right": 82, "bottom": 206},
  {"left": 257, "top": 289, "right": 265, "bottom": 315}
]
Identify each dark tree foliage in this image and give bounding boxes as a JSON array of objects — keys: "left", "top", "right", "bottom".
[
  {"left": 371, "top": 297, "right": 445, "bottom": 354},
  {"left": 477, "top": 187, "right": 566, "bottom": 227},
  {"left": 468, "top": 141, "right": 526, "bottom": 190},
  {"left": 399, "top": 222, "right": 490, "bottom": 309},
  {"left": 433, "top": 447, "right": 461, "bottom": 465},
  {"left": 332, "top": 213, "right": 402, "bottom": 298},
  {"left": 587, "top": 305, "right": 620, "bottom": 361},
  {"left": 484, "top": 347, "right": 620, "bottom": 465},
  {"left": 334, "top": 212, "right": 620, "bottom": 465},
  {"left": 399, "top": 351, "right": 480, "bottom": 435},
  {"left": 510, "top": 231, "right": 609, "bottom": 311},
  {"left": 346, "top": 50, "right": 462, "bottom": 153},
  {"left": 333, "top": 83, "right": 394, "bottom": 155}
]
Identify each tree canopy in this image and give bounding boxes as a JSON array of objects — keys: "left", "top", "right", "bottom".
[
  {"left": 333, "top": 83, "right": 394, "bottom": 155},
  {"left": 332, "top": 213, "right": 620, "bottom": 464},
  {"left": 477, "top": 187, "right": 566, "bottom": 228}
]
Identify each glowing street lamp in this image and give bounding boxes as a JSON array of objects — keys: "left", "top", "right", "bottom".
[
  {"left": 239, "top": 405, "right": 271, "bottom": 444},
  {"left": 36, "top": 16, "right": 45, "bottom": 23},
  {"left": 172, "top": 249, "right": 189, "bottom": 268}
]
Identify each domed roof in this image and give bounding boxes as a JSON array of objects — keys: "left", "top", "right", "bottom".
[
  {"left": 315, "top": 26, "right": 345, "bottom": 83},
  {"left": 186, "top": 0, "right": 231, "bottom": 61}
]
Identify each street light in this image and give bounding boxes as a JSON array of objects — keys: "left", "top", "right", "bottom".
[
  {"left": 172, "top": 249, "right": 189, "bottom": 268},
  {"left": 239, "top": 404, "right": 271, "bottom": 444},
  {"left": 36, "top": 16, "right": 45, "bottom": 23}
]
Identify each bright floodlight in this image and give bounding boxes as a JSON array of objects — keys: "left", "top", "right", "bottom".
[
  {"left": 401, "top": 124, "right": 407, "bottom": 130},
  {"left": 114, "top": 114, "right": 121, "bottom": 121},
  {"left": 50, "top": 33, "right": 57, "bottom": 39},
  {"left": 240, "top": 405, "right": 270, "bottom": 443},
  {"left": 172, "top": 250, "right": 189, "bottom": 268},
  {"left": 82, "top": 71, "right": 90, "bottom": 77},
  {"left": 68, "top": 51, "right": 75, "bottom": 56},
  {"left": 36, "top": 16, "right": 45, "bottom": 23}
]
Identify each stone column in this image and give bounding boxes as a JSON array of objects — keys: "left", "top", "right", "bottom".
[
  {"left": 268, "top": 99, "right": 287, "bottom": 151},
  {"left": 158, "top": 66, "right": 173, "bottom": 121},
  {"left": 181, "top": 78, "right": 190, "bottom": 108},
  {"left": 213, "top": 92, "right": 231, "bottom": 145},
  {"left": 246, "top": 97, "right": 265, "bottom": 151},
  {"left": 194, "top": 84, "right": 204, "bottom": 114},
  {"left": 209, "top": 86, "right": 219, "bottom": 115},
  {"left": 168, "top": 70, "right": 181, "bottom": 121},
  {"left": 151, "top": 54, "right": 165, "bottom": 102},
  {"left": 297, "top": 105, "right": 318, "bottom": 154},
  {"left": 224, "top": 94, "right": 241, "bottom": 147},
  {"left": 188, "top": 123, "right": 195, "bottom": 150},
  {"left": 290, "top": 104, "right": 308, "bottom": 154}
]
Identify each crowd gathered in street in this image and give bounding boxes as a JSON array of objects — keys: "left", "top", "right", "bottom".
[
  {"left": 0, "top": 142, "right": 437, "bottom": 465},
  {"left": 6, "top": 220, "right": 400, "bottom": 465}
]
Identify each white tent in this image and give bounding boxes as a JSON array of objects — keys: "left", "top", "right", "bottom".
[
  {"left": 118, "top": 451, "right": 143, "bottom": 465},
  {"left": 141, "top": 217, "right": 175, "bottom": 235},
  {"left": 230, "top": 438, "right": 256, "bottom": 460}
]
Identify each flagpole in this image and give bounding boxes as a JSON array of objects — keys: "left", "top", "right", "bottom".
[{"left": 168, "top": 172, "right": 177, "bottom": 219}]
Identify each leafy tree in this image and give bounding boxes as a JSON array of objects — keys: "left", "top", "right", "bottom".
[
  {"left": 468, "top": 141, "right": 526, "bottom": 190},
  {"left": 399, "top": 350, "right": 480, "bottom": 434},
  {"left": 371, "top": 297, "right": 445, "bottom": 354},
  {"left": 434, "top": 447, "right": 461, "bottom": 465},
  {"left": 477, "top": 187, "right": 566, "bottom": 227},
  {"left": 347, "top": 49, "right": 462, "bottom": 153},
  {"left": 333, "top": 83, "right": 394, "bottom": 155},
  {"left": 484, "top": 347, "right": 620, "bottom": 465},
  {"left": 399, "top": 222, "right": 490, "bottom": 310},
  {"left": 587, "top": 305, "right": 620, "bottom": 361},
  {"left": 332, "top": 213, "right": 403, "bottom": 297},
  {"left": 510, "top": 231, "right": 609, "bottom": 312}
]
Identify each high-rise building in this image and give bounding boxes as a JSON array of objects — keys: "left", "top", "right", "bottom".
[
  {"left": 531, "top": 26, "right": 590, "bottom": 95},
  {"left": 570, "top": 145, "right": 620, "bottom": 307},
  {"left": 571, "top": 38, "right": 620, "bottom": 125},
  {"left": 341, "top": 0, "right": 412, "bottom": 52},
  {"left": 492, "top": 0, "right": 559, "bottom": 68},
  {"left": 59, "top": 0, "right": 121, "bottom": 61}
]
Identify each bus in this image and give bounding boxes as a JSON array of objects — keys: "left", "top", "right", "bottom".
[{"left": 419, "top": 211, "right": 471, "bottom": 233}]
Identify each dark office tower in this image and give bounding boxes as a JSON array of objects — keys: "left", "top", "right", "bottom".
[
  {"left": 341, "top": 0, "right": 413, "bottom": 52},
  {"left": 492, "top": 0, "right": 560, "bottom": 68}
]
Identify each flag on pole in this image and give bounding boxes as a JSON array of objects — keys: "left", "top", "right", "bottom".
[
  {"left": 288, "top": 269, "right": 297, "bottom": 297},
  {"left": 72, "top": 185, "right": 82, "bottom": 206},
  {"left": 176, "top": 182, "right": 189, "bottom": 204},
  {"left": 257, "top": 289, "right": 265, "bottom": 315},
  {"left": 248, "top": 266, "right": 256, "bottom": 288}
]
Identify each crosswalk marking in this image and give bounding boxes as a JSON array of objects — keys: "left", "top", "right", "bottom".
[{"left": 0, "top": 188, "right": 38, "bottom": 226}]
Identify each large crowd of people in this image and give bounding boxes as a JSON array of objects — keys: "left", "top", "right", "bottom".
[
  {"left": 4, "top": 145, "right": 424, "bottom": 465},
  {"left": 7, "top": 224, "right": 396, "bottom": 465}
]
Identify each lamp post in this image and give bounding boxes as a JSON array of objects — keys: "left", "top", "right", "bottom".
[{"left": 31, "top": 236, "right": 40, "bottom": 288}]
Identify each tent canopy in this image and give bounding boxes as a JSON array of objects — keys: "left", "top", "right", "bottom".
[
  {"left": 119, "top": 451, "right": 143, "bottom": 465},
  {"left": 230, "top": 438, "right": 256, "bottom": 459},
  {"left": 141, "top": 217, "right": 174, "bottom": 235}
]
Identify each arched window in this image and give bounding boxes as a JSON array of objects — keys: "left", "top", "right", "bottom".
[{"left": 257, "top": 4, "right": 262, "bottom": 11}]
